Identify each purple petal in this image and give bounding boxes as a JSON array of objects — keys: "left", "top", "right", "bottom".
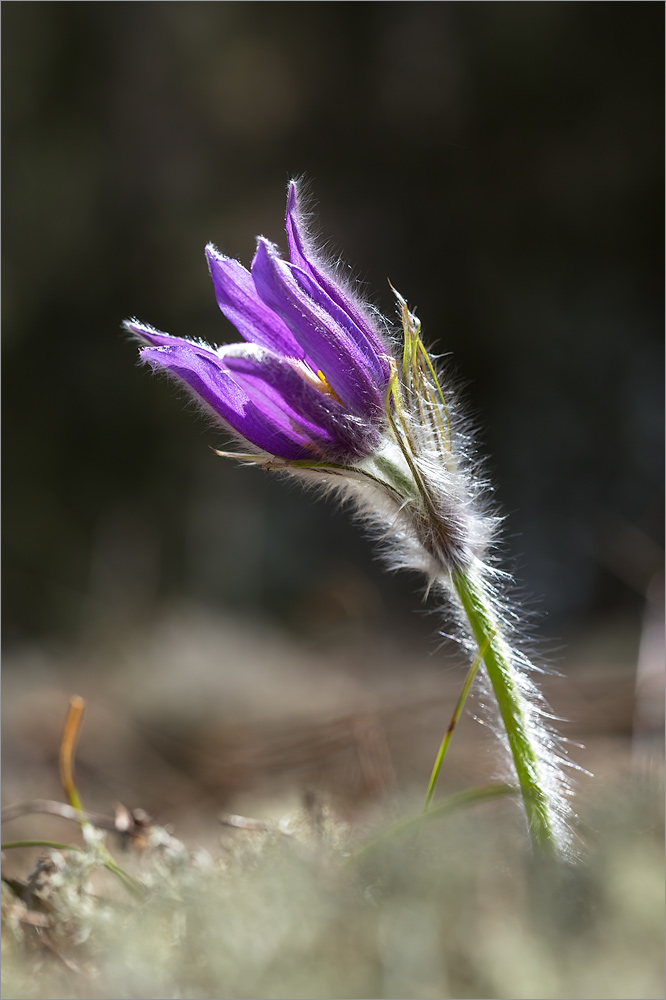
[
  {"left": 206, "top": 245, "right": 305, "bottom": 361},
  {"left": 251, "top": 239, "right": 385, "bottom": 416},
  {"left": 140, "top": 344, "right": 376, "bottom": 462},
  {"left": 286, "top": 262, "right": 389, "bottom": 386},
  {"left": 141, "top": 345, "right": 320, "bottom": 461},
  {"left": 220, "top": 344, "right": 380, "bottom": 460},
  {"left": 285, "top": 181, "right": 390, "bottom": 380},
  {"left": 125, "top": 318, "right": 212, "bottom": 352}
]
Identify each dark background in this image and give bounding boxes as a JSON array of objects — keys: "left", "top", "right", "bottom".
[{"left": 3, "top": 1, "right": 663, "bottom": 652}]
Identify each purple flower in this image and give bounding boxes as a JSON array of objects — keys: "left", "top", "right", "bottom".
[{"left": 126, "top": 182, "right": 392, "bottom": 464}]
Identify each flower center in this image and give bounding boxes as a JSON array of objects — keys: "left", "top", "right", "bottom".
[
  {"left": 315, "top": 369, "right": 343, "bottom": 405},
  {"left": 288, "top": 359, "right": 344, "bottom": 406}
]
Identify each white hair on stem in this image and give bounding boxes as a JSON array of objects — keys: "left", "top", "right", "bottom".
[{"left": 219, "top": 290, "right": 579, "bottom": 856}]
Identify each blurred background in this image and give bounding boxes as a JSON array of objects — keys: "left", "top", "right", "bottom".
[{"left": 2, "top": 3, "right": 664, "bottom": 834}]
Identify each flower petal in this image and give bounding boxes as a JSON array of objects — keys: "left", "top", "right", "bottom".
[
  {"left": 140, "top": 343, "right": 377, "bottom": 462},
  {"left": 140, "top": 344, "right": 325, "bottom": 461},
  {"left": 205, "top": 245, "right": 305, "bottom": 361},
  {"left": 125, "top": 318, "right": 211, "bottom": 352},
  {"left": 251, "top": 238, "right": 385, "bottom": 416},
  {"left": 285, "top": 261, "right": 390, "bottom": 387},
  {"left": 220, "top": 344, "right": 380, "bottom": 461},
  {"left": 285, "top": 181, "right": 390, "bottom": 379}
]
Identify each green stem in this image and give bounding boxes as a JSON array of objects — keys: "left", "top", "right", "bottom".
[
  {"left": 1, "top": 840, "right": 146, "bottom": 898},
  {"left": 452, "top": 569, "right": 557, "bottom": 853},
  {"left": 2, "top": 839, "right": 88, "bottom": 852},
  {"left": 354, "top": 783, "right": 517, "bottom": 859},
  {"left": 423, "top": 635, "right": 491, "bottom": 812}
]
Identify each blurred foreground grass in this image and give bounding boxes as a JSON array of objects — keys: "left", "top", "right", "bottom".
[
  {"left": 2, "top": 776, "right": 663, "bottom": 1000},
  {"left": 2, "top": 608, "right": 664, "bottom": 999}
]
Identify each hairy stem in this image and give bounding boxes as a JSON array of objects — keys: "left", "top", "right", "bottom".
[{"left": 452, "top": 568, "right": 558, "bottom": 853}]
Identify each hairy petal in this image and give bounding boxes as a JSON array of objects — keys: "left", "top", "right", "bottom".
[
  {"left": 125, "top": 318, "right": 212, "bottom": 352},
  {"left": 206, "top": 245, "right": 305, "bottom": 361},
  {"left": 251, "top": 238, "right": 385, "bottom": 415},
  {"left": 140, "top": 344, "right": 329, "bottom": 461},
  {"left": 285, "top": 181, "right": 390, "bottom": 376},
  {"left": 287, "top": 261, "right": 390, "bottom": 387},
  {"left": 220, "top": 344, "right": 381, "bottom": 461}
]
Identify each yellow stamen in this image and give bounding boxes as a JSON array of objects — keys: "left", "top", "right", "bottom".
[{"left": 316, "top": 369, "right": 343, "bottom": 405}]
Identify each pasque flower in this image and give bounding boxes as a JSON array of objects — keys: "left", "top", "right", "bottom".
[
  {"left": 127, "top": 182, "right": 574, "bottom": 855},
  {"left": 126, "top": 183, "right": 391, "bottom": 465}
]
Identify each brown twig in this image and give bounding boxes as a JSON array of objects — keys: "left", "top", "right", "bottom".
[
  {"left": 2, "top": 799, "right": 110, "bottom": 829},
  {"left": 59, "top": 695, "right": 86, "bottom": 813},
  {"left": 1, "top": 798, "right": 153, "bottom": 843}
]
